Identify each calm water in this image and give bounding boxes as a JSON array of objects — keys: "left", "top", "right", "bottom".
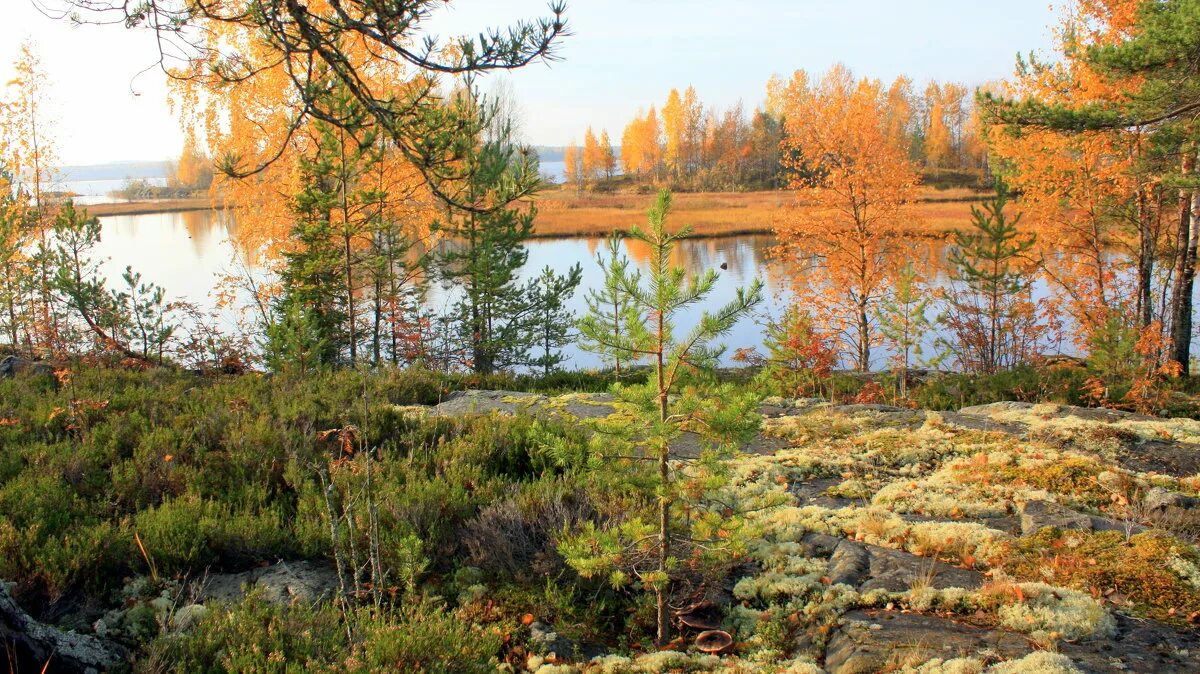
[
  {"left": 94, "top": 209, "right": 1183, "bottom": 370},
  {"left": 94, "top": 210, "right": 787, "bottom": 369}
]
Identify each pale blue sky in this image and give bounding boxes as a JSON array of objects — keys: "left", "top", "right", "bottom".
[{"left": 2, "top": 0, "right": 1059, "bottom": 165}]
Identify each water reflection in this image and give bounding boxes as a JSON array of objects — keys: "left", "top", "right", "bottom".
[{"left": 91, "top": 209, "right": 1184, "bottom": 371}]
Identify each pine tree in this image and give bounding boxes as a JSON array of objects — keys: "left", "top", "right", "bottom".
[
  {"left": 942, "top": 183, "right": 1039, "bottom": 373},
  {"left": 875, "top": 262, "right": 933, "bottom": 396},
  {"left": 529, "top": 265, "right": 583, "bottom": 376},
  {"left": 574, "top": 189, "right": 763, "bottom": 645},
  {"left": 271, "top": 142, "right": 347, "bottom": 368},
  {"left": 579, "top": 234, "right": 639, "bottom": 377},
  {"left": 434, "top": 78, "right": 579, "bottom": 375}
]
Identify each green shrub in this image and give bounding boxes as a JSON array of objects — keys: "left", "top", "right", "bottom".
[
  {"left": 134, "top": 494, "right": 293, "bottom": 574},
  {"left": 139, "top": 596, "right": 501, "bottom": 674}
]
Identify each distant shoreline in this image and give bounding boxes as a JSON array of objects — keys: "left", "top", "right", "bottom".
[
  {"left": 89, "top": 188, "right": 988, "bottom": 238},
  {"left": 89, "top": 198, "right": 223, "bottom": 217}
]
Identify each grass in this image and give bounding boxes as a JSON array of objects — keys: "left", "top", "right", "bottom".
[
  {"left": 532, "top": 186, "right": 990, "bottom": 238},
  {"left": 89, "top": 198, "right": 221, "bottom": 217},
  {"left": 91, "top": 187, "right": 989, "bottom": 238}
]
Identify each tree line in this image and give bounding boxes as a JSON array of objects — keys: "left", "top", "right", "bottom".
[{"left": 561, "top": 75, "right": 989, "bottom": 193}]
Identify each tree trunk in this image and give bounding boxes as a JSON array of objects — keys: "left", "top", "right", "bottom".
[
  {"left": 655, "top": 313, "right": 670, "bottom": 646},
  {"left": 1171, "top": 150, "right": 1197, "bottom": 372},
  {"left": 1137, "top": 185, "right": 1154, "bottom": 328},
  {"left": 857, "top": 298, "right": 870, "bottom": 372}
]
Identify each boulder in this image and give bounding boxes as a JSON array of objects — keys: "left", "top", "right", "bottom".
[
  {"left": 528, "top": 620, "right": 575, "bottom": 658},
  {"left": 0, "top": 582, "right": 123, "bottom": 674},
  {"left": 859, "top": 545, "right": 984, "bottom": 593},
  {"left": 1019, "top": 499, "right": 1094, "bottom": 536},
  {"left": 195, "top": 560, "right": 339, "bottom": 606},
  {"left": 0, "top": 355, "right": 54, "bottom": 380},
  {"left": 1142, "top": 487, "right": 1200, "bottom": 534},
  {"left": 826, "top": 540, "right": 870, "bottom": 587}
]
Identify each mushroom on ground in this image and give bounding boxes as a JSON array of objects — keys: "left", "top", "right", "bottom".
[
  {"left": 677, "top": 611, "right": 720, "bottom": 631},
  {"left": 694, "top": 629, "right": 733, "bottom": 653}
]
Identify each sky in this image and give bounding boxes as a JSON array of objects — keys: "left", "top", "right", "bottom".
[{"left": 0, "top": 0, "right": 1060, "bottom": 167}]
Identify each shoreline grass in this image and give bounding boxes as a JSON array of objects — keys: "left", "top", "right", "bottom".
[{"left": 90, "top": 187, "right": 989, "bottom": 238}]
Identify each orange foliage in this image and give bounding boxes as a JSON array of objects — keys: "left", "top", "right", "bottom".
[
  {"left": 170, "top": 15, "right": 437, "bottom": 312},
  {"left": 987, "top": 0, "right": 1159, "bottom": 349},
  {"left": 621, "top": 106, "right": 662, "bottom": 178},
  {"left": 772, "top": 65, "right": 921, "bottom": 371}
]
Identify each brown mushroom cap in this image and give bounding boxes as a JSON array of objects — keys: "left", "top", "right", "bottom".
[
  {"left": 677, "top": 612, "right": 721, "bottom": 630},
  {"left": 694, "top": 629, "right": 733, "bottom": 653}
]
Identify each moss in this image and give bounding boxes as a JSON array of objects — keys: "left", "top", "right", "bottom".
[
  {"left": 1002, "top": 529, "right": 1200, "bottom": 623},
  {"left": 984, "top": 652, "right": 1083, "bottom": 674},
  {"left": 991, "top": 582, "right": 1115, "bottom": 642}
]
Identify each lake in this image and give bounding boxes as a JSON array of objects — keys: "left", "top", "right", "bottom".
[
  {"left": 93, "top": 209, "right": 788, "bottom": 370},
  {"left": 90, "top": 208, "right": 1147, "bottom": 371}
]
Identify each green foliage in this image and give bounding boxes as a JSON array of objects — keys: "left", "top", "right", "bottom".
[
  {"left": 263, "top": 303, "right": 332, "bottom": 374},
  {"left": 875, "top": 261, "right": 935, "bottom": 392},
  {"left": 134, "top": 494, "right": 292, "bottom": 575},
  {"left": 142, "top": 595, "right": 503, "bottom": 674},
  {"left": 574, "top": 189, "right": 764, "bottom": 643},
  {"left": 580, "top": 234, "right": 641, "bottom": 377},
  {"left": 529, "top": 264, "right": 584, "bottom": 376},
  {"left": 941, "top": 183, "right": 1041, "bottom": 373},
  {"left": 433, "top": 79, "right": 581, "bottom": 375}
]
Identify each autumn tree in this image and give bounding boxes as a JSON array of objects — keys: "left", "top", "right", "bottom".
[
  {"left": 2, "top": 42, "right": 62, "bottom": 355},
  {"left": 600, "top": 129, "right": 617, "bottom": 179},
  {"left": 773, "top": 65, "right": 920, "bottom": 371},
  {"left": 0, "top": 172, "right": 31, "bottom": 350},
  {"left": 167, "top": 135, "right": 214, "bottom": 191},
  {"left": 56, "top": 0, "right": 569, "bottom": 213},
  {"left": 563, "top": 142, "right": 583, "bottom": 193},
  {"left": 581, "top": 126, "right": 603, "bottom": 186},
  {"left": 980, "top": 0, "right": 1199, "bottom": 373},
  {"left": 621, "top": 107, "right": 662, "bottom": 178},
  {"left": 574, "top": 189, "right": 763, "bottom": 645}
]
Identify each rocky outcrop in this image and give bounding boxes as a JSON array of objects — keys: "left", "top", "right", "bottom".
[
  {"left": 430, "top": 390, "right": 618, "bottom": 420},
  {"left": 824, "top": 610, "right": 1030, "bottom": 673},
  {"left": 194, "top": 560, "right": 339, "bottom": 606},
  {"left": 0, "top": 355, "right": 54, "bottom": 379},
  {"left": 824, "top": 608, "right": 1200, "bottom": 674},
  {"left": 0, "top": 583, "right": 123, "bottom": 674}
]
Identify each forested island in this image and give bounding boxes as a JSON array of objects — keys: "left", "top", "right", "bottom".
[{"left": 5, "top": 1, "right": 1200, "bottom": 673}]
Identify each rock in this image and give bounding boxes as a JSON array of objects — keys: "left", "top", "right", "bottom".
[
  {"left": 1142, "top": 487, "right": 1200, "bottom": 534},
  {"left": 1058, "top": 611, "right": 1200, "bottom": 673},
  {"left": 827, "top": 540, "right": 870, "bottom": 587},
  {"left": 825, "top": 609, "right": 1200, "bottom": 674},
  {"left": 824, "top": 610, "right": 1030, "bottom": 674},
  {"left": 529, "top": 620, "right": 575, "bottom": 658},
  {"left": 0, "top": 582, "right": 123, "bottom": 673},
  {"left": 0, "top": 355, "right": 54, "bottom": 380},
  {"left": 195, "top": 560, "right": 339, "bottom": 606},
  {"left": 859, "top": 545, "right": 984, "bottom": 593},
  {"left": 432, "top": 390, "right": 545, "bottom": 417},
  {"left": 1019, "top": 499, "right": 1094, "bottom": 536},
  {"left": 1145, "top": 487, "right": 1200, "bottom": 513},
  {"left": 170, "top": 604, "right": 209, "bottom": 632},
  {"left": 799, "top": 532, "right": 843, "bottom": 558}
]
